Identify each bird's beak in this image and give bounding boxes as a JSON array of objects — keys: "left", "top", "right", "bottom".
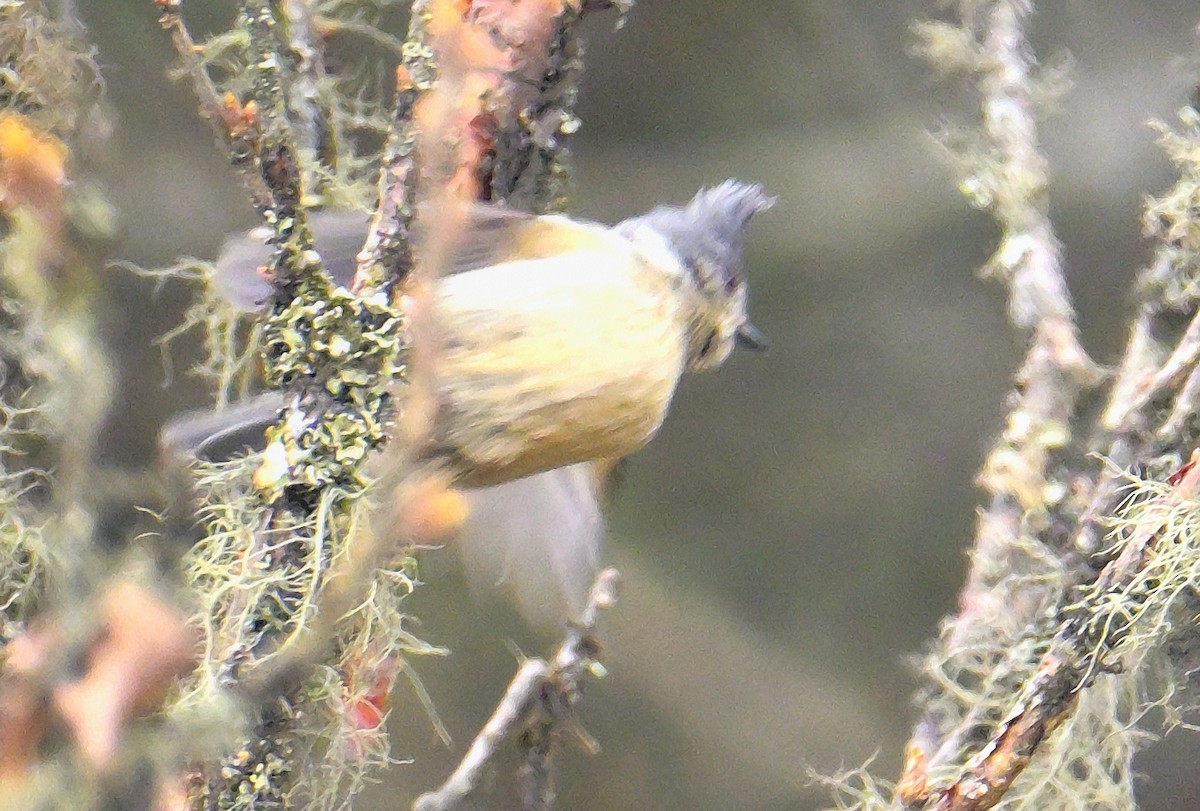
[{"left": 735, "top": 322, "right": 770, "bottom": 352}]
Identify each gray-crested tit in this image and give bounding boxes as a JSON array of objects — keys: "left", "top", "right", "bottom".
[{"left": 163, "top": 181, "right": 773, "bottom": 620}]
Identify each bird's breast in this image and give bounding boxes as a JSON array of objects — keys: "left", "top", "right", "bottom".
[{"left": 428, "top": 251, "right": 686, "bottom": 486}]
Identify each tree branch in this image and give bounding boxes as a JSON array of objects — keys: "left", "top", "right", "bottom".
[{"left": 413, "top": 569, "right": 619, "bottom": 811}]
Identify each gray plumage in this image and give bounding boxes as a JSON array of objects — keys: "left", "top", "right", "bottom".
[{"left": 617, "top": 180, "right": 775, "bottom": 293}]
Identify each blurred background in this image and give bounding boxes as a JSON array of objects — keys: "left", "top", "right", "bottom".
[{"left": 76, "top": 1, "right": 1200, "bottom": 808}]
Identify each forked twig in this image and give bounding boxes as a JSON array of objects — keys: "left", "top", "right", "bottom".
[{"left": 414, "top": 569, "right": 620, "bottom": 811}]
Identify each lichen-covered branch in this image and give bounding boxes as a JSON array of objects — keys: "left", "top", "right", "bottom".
[
  {"left": 152, "top": 2, "right": 629, "bottom": 809},
  {"left": 352, "top": 0, "right": 628, "bottom": 295},
  {"left": 898, "top": 3, "right": 1100, "bottom": 802},
  {"left": 913, "top": 452, "right": 1200, "bottom": 811},
  {"left": 822, "top": 5, "right": 1200, "bottom": 811}
]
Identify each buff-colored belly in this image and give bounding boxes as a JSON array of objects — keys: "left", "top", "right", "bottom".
[{"left": 430, "top": 252, "right": 685, "bottom": 487}]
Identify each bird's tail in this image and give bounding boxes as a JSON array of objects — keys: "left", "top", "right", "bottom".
[{"left": 161, "top": 395, "right": 603, "bottom": 626}]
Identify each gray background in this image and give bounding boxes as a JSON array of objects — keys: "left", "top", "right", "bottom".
[{"left": 79, "top": 2, "right": 1200, "bottom": 808}]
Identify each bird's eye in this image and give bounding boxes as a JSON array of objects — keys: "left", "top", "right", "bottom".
[
  {"left": 723, "top": 274, "right": 738, "bottom": 293},
  {"left": 699, "top": 329, "right": 718, "bottom": 358}
]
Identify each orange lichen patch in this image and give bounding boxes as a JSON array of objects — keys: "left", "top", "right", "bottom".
[
  {"left": 0, "top": 622, "right": 57, "bottom": 782},
  {"left": 0, "top": 113, "right": 67, "bottom": 227},
  {"left": 3, "top": 622, "right": 54, "bottom": 674},
  {"left": 897, "top": 742, "right": 930, "bottom": 807},
  {"left": 395, "top": 65, "right": 416, "bottom": 94},
  {"left": 52, "top": 582, "right": 197, "bottom": 769},
  {"left": 220, "top": 93, "right": 260, "bottom": 144}
]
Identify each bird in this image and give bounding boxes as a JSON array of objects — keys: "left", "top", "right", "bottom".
[{"left": 162, "top": 181, "right": 773, "bottom": 621}]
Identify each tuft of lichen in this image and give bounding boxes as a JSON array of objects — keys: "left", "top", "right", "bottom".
[
  {"left": 125, "top": 256, "right": 264, "bottom": 405},
  {"left": 178, "top": 1, "right": 396, "bottom": 211},
  {"left": 0, "top": 201, "right": 111, "bottom": 651},
  {"left": 0, "top": 0, "right": 105, "bottom": 140},
  {"left": 258, "top": 285, "right": 405, "bottom": 491},
  {"left": 1141, "top": 108, "right": 1200, "bottom": 314},
  {"left": 0, "top": 401, "right": 49, "bottom": 646}
]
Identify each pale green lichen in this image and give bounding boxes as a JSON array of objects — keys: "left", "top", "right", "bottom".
[
  {"left": 1067, "top": 474, "right": 1200, "bottom": 674},
  {"left": 1142, "top": 109, "right": 1200, "bottom": 313},
  {"left": 259, "top": 286, "right": 405, "bottom": 489},
  {"left": 177, "top": 444, "right": 444, "bottom": 811},
  {"left": 125, "top": 257, "right": 263, "bottom": 405},
  {"left": 820, "top": 4, "right": 1200, "bottom": 810},
  {"left": 0, "top": 402, "right": 49, "bottom": 645},
  {"left": 0, "top": 204, "right": 111, "bottom": 643},
  {"left": 818, "top": 509, "right": 1170, "bottom": 811}
]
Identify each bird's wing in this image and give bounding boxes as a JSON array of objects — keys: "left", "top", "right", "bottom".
[
  {"left": 160, "top": 390, "right": 286, "bottom": 462},
  {"left": 210, "top": 207, "right": 612, "bottom": 312},
  {"left": 211, "top": 210, "right": 372, "bottom": 311}
]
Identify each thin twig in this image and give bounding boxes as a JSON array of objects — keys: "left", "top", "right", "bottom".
[
  {"left": 1104, "top": 307, "right": 1200, "bottom": 434},
  {"left": 413, "top": 569, "right": 619, "bottom": 811},
  {"left": 353, "top": 0, "right": 623, "bottom": 295},
  {"left": 154, "top": 0, "right": 273, "bottom": 210},
  {"left": 1159, "top": 360, "right": 1200, "bottom": 438}
]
